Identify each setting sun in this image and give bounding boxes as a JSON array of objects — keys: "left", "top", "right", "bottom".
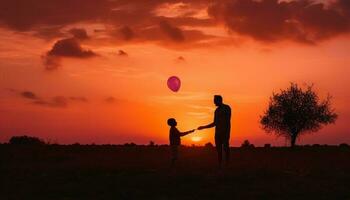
[{"left": 191, "top": 136, "right": 202, "bottom": 142}]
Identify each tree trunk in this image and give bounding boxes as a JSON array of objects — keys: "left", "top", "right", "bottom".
[{"left": 290, "top": 135, "right": 297, "bottom": 148}]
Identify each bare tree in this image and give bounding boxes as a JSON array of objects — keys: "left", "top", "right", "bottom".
[{"left": 260, "top": 83, "right": 337, "bottom": 147}]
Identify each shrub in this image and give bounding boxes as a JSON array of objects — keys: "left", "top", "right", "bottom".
[
  {"left": 9, "top": 135, "right": 46, "bottom": 145},
  {"left": 312, "top": 144, "right": 321, "bottom": 147},
  {"left": 241, "top": 140, "right": 255, "bottom": 148},
  {"left": 204, "top": 142, "right": 214, "bottom": 148},
  {"left": 339, "top": 143, "right": 349, "bottom": 148},
  {"left": 124, "top": 142, "right": 136, "bottom": 147},
  {"left": 148, "top": 141, "right": 155, "bottom": 147}
]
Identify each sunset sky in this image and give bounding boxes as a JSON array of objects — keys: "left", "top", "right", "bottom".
[{"left": 0, "top": 0, "right": 349, "bottom": 146}]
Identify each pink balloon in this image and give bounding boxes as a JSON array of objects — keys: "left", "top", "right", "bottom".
[{"left": 167, "top": 76, "right": 181, "bottom": 92}]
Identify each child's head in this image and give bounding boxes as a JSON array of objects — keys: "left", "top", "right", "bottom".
[{"left": 167, "top": 118, "right": 177, "bottom": 127}]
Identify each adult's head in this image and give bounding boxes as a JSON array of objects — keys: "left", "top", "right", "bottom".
[
  {"left": 167, "top": 118, "right": 177, "bottom": 127},
  {"left": 214, "top": 95, "right": 223, "bottom": 107}
]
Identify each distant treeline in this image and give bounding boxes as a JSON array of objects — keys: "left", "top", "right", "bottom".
[{"left": 3, "top": 135, "right": 350, "bottom": 149}]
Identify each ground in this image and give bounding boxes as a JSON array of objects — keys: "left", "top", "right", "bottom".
[{"left": 1, "top": 144, "right": 350, "bottom": 199}]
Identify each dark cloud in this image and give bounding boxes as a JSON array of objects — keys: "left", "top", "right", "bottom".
[
  {"left": 5, "top": 88, "right": 17, "bottom": 93},
  {"left": 33, "top": 26, "right": 65, "bottom": 40},
  {"left": 105, "top": 96, "right": 117, "bottom": 103},
  {"left": 118, "top": 50, "right": 128, "bottom": 56},
  {"left": 177, "top": 56, "right": 185, "bottom": 61},
  {"left": 0, "top": 0, "right": 212, "bottom": 31},
  {"left": 43, "top": 55, "right": 61, "bottom": 71},
  {"left": 70, "top": 96, "right": 88, "bottom": 102},
  {"left": 33, "top": 95, "right": 90, "bottom": 107},
  {"left": 157, "top": 15, "right": 214, "bottom": 27},
  {"left": 44, "top": 38, "right": 96, "bottom": 70},
  {"left": 51, "top": 96, "right": 68, "bottom": 107},
  {"left": 0, "top": 0, "right": 111, "bottom": 31},
  {"left": 11, "top": 89, "right": 88, "bottom": 107},
  {"left": 0, "top": 0, "right": 215, "bottom": 47},
  {"left": 2, "top": 0, "right": 347, "bottom": 46},
  {"left": 47, "top": 38, "right": 96, "bottom": 57},
  {"left": 94, "top": 29, "right": 105, "bottom": 33},
  {"left": 108, "top": 12, "right": 214, "bottom": 44},
  {"left": 208, "top": 0, "right": 350, "bottom": 43},
  {"left": 334, "top": 0, "right": 350, "bottom": 17},
  {"left": 69, "top": 28, "right": 89, "bottom": 40},
  {"left": 33, "top": 96, "right": 68, "bottom": 108},
  {"left": 122, "top": 24, "right": 213, "bottom": 47},
  {"left": 159, "top": 20, "right": 185, "bottom": 42},
  {"left": 119, "top": 26, "right": 134, "bottom": 40},
  {"left": 20, "top": 91, "right": 38, "bottom": 99},
  {"left": 34, "top": 96, "right": 89, "bottom": 107}
]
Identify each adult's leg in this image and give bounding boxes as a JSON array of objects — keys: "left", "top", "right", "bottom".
[
  {"left": 223, "top": 139, "right": 230, "bottom": 164},
  {"left": 215, "top": 137, "right": 223, "bottom": 166}
]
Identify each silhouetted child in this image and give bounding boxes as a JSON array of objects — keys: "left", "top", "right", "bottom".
[{"left": 167, "top": 118, "right": 195, "bottom": 167}]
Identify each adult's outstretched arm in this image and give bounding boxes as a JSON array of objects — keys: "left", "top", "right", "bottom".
[{"left": 197, "top": 122, "right": 215, "bottom": 130}]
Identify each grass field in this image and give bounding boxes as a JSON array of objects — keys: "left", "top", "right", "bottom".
[{"left": 1, "top": 144, "right": 350, "bottom": 200}]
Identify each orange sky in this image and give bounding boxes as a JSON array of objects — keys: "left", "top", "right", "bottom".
[{"left": 0, "top": 0, "right": 349, "bottom": 146}]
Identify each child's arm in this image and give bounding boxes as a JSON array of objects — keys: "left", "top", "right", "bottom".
[{"left": 179, "top": 129, "right": 195, "bottom": 137}]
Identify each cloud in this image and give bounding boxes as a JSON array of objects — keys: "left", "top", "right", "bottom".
[
  {"left": 123, "top": 24, "right": 214, "bottom": 47},
  {"left": 0, "top": 0, "right": 216, "bottom": 47},
  {"left": 11, "top": 89, "right": 88, "bottom": 108},
  {"left": 337, "top": 0, "right": 350, "bottom": 16},
  {"left": 0, "top": 0, "right": 212, "bottom": 31},
  {"left": 176, "top": 56, "right": 185, "bottom": 62},
  {"left": 20, "top": 91, "right": 38, "bottom": 100},
  {"left": 33, "top": 96, "right": 68, "bottom": 108},
  {"left": 34, "top": 96, "right": 68, "bottom": 108},
  {"left": 2, "top": 0, "right": 348, "bottom": 46},
  {"left": 44, "top": 38, "right": 96, "bottom": 70},
  {"left": 69, "top": 28, "right": 89, "bottom": 40},
  {"left": 119, "top": 26, "right": 134, "bottom": 40},
  {"left": 208, "top": 0, "right": 350, "bottom": 43},
  {"left": 43, "top": 55, "right": 61, "bottom": 71},
  {"left": 47, "top": 38, "right": 96, "bottom": 58},
  {"left": 118, "top": 50, "right": 128, "bottom": 56},
  {"left": 33, "top": 26, "right": 65, "bottom": 40},
  {"left": 34, "top": 96, "right": 89, "bottom": 107},
  {"left": 69, "top": 96, "right": 88, "bottom": 102},
  {"left": 0, "top": 0, "right": 111, "bottom": 31},
  {"left": 105, "top": 96, "right": 118, "bottom": 103},
  {"left": 32, "top": 96, "right": 89, "bottom": 107},
  {"left": 159, "top": 20, "right": 185, "bottom": 42}
]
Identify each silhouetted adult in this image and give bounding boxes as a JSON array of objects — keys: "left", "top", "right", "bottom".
[{"left": 198, "top": 95, "right": 231, "bottom": 167}]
